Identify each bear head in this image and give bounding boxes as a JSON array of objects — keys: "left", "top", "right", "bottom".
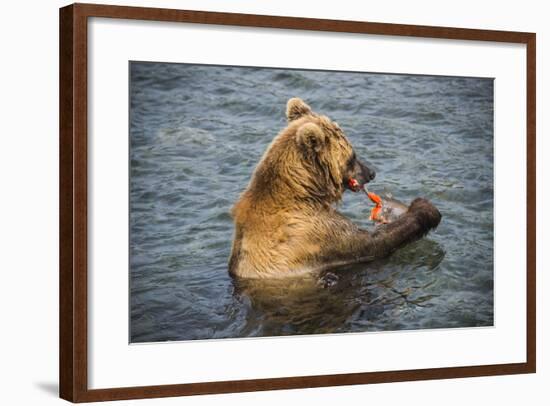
[{"left": 248, "top": 98, "right": 375, "bottom": 206}]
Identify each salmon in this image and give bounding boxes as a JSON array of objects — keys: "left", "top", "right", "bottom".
[{"left": 363, "top": 187, "right": 408, "bottom": 224}]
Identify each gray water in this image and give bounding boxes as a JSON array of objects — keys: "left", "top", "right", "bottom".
[{"left": 129, "top": 62, "right": 494, "bottom": 343}]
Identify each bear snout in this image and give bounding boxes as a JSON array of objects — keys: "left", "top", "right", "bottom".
[{"left": 358, "top": 160, "right": 376, "bottom": 184}]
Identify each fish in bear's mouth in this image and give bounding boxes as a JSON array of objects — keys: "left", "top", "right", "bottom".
[{"left": 347, "top": 177, "right": 365, "bottom": 192}]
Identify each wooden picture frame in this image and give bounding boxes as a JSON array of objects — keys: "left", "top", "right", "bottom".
[{"left": 59, "top": 3, "right": 536, "bottom": 402}]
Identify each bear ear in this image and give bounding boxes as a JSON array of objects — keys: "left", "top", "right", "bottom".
[
  {"left": 296, "top": 122, "right": 327, "bottom": 153},
  {"left": 286, "top": 97, "right": 312, "bottom": 122}
]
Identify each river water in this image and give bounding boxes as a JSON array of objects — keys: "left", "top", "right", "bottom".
[{"left": 129, "top": 62, "right": 494, "bottom": 343}]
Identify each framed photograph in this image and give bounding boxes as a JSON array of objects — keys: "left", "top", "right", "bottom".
[{"left": 59, "top": 3, "right": 536, "bottom": 402}]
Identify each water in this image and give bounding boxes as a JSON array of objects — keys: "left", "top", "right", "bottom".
[{"left": 129, "top": 62, "right": 494, "bottom": 343}]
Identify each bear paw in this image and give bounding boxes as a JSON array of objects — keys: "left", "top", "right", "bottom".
[
  {"left": 408, "top": 198, "right": 442, "bottom": 231},
  {"left": 318, "top": 272, "right": 339, "bottom": 288}
]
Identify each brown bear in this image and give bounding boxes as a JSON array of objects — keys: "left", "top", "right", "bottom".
[{"left": 229, "top": 98, "right": 441, "bottom": 278}]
